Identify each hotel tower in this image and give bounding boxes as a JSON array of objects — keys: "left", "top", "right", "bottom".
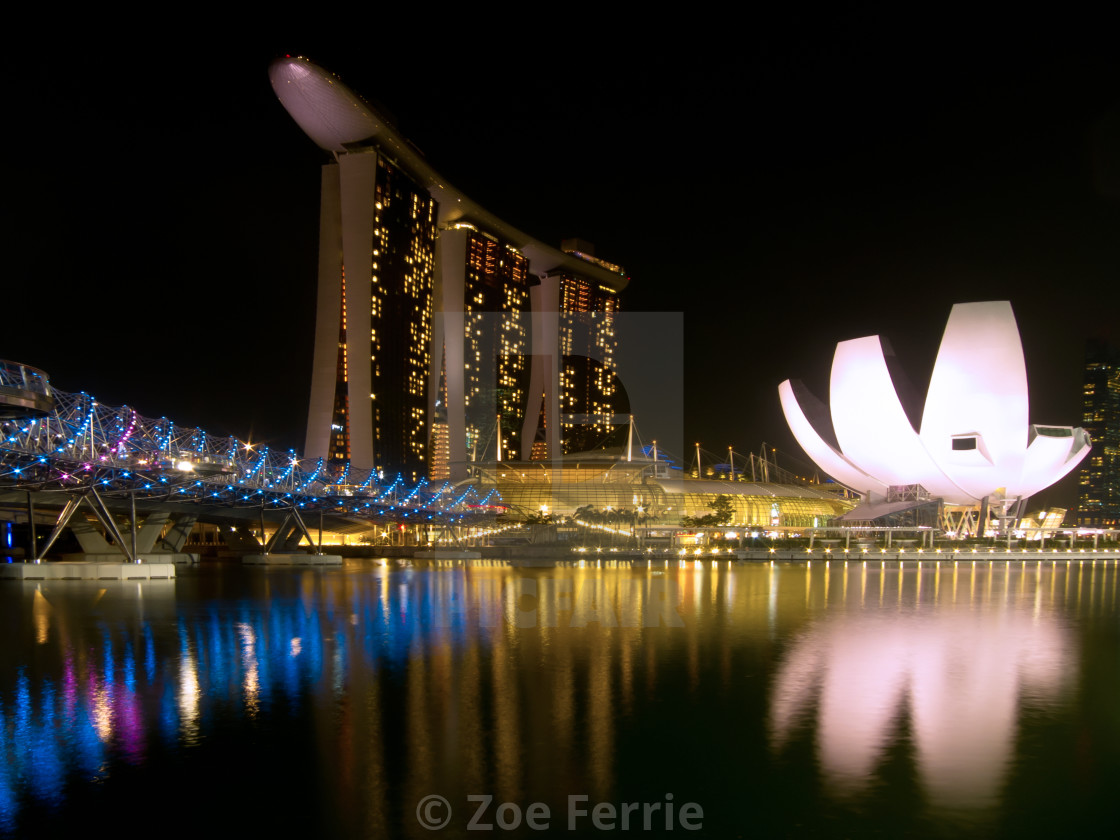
[
  {"left": 1078, "top": 340, "right": 1120, "bottom": 527},
  {"left": 269, "top": 57, "right": 628, "bottom": 483}
]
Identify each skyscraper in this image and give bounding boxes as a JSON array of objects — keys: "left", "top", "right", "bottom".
[
  {"left": 270, "top": 57, "right": 627, "bottom": 484},
  {"left": 1077, "top": 340, "right": 1120, "bottom": 527},
  {"left": 520, "top": 239, "right": 626, "bottom": 458},
  {"left": 300, "top": 141, "right": 436, "bottom": 484},
  {"left": 431, "top": 224, "right": 532, "bottom": 476}
]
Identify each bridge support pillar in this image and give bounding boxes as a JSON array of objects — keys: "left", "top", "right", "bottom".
[
  {"left": 220, "top": 525, "right": 263, "bottom": 552},
  {"left": 34, "top": 489, "right": 138, "bottom": 563},
  {"left": 268, "top": 520, "right": 303, "bottom": 552},
  {"left": 131, "top": 511, "right": 170, "bottom": 553},
  {"left": 158, "top": 515, "right": 197, "bottom": 552},
  {"left": 69, "top": 513, "right": 115, "bottom": 554},
  {"left": 29, "top": 491, "right": 198, "bottom": 566},
  {"left": 239, "top": 506, "right": 340, "bottom": 565}
]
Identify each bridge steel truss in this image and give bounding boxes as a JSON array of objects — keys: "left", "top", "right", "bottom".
[{"left": 0, "top": 382, "right": 503, "bottom": 562}]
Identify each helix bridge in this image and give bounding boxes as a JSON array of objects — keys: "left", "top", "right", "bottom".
[{"left": 1, "top": 361, "right": 503, "bottom": 561}]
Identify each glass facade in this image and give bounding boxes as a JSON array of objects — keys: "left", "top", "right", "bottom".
[
  {"left": 461, "top": 229, "right": 530, "bottom": 462},
  {"left": 1078, "top": 341, "right": 1120, "bottom": 527},
  {"left": 555, "top": 275, "right": 623, "bottom": 455},
  {"left": 324, "top": 157, "right": 437, "bottom": 484},
  {"left": 476, "top": 462, "right": 853, "bottom": 527}
]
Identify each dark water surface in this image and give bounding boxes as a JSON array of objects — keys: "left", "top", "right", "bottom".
[{"left": 0, "top": 559, "right": 1116, "bottom": 838}]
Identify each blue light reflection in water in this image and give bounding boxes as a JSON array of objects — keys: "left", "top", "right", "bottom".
[
  {"left": 0, "top": 566, "right": 493, "bottom": 829},
  {"left": 0, "top": 559, "right": 1115, "bottom": 838}
]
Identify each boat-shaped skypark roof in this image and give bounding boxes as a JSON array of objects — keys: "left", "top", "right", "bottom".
[{"left": 269, "top": 56, "right": 628, "bottom": 293}]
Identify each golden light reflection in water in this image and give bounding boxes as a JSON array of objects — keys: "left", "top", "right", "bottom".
[
  {"left": 178, "top": 643, "right": 200, "bottom": 745},
  {"left": 236, "top": 622, "right": 259, "bottom": 717},
  {"left": 770, "top": 563, "right": 1075, "bottom": 809},
  {"left": 5, "top": 560, "right": 1112, "bottom": 836},
  {"left": 92, "top": 682, "right": 113, "bottom": 742},
  {"left": 32, "top": 589, "right": 50, "bottom": 645},
  {"left": 314, "top": 566, "right": 659, "bottom": 821}
]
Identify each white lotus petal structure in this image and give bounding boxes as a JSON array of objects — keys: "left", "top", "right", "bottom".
[{"left": 778, "top": 301, "right": 1091, "bottom": 505}]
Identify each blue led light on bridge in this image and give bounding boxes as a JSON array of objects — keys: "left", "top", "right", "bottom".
[{"left": 1, "top": 381, "right": 503, "bottom": 521}]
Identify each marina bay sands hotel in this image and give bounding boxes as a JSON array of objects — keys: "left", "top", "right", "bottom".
[{"left": 270, "top": 56, "right": 628, "bottom": 484}]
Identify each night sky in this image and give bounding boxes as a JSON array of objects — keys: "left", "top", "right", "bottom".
[{"left": 8, "top": 25, "right": 1118, "bottom": 508}]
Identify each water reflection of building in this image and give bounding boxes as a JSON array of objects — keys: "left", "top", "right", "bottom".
[
  {"left": 0, "top": 568, "right": 662, "bottom": 831},
  {"left": 3, "top": 562, "right": 1110, "bottom": 835},
  {"left": 769, "top": 564, "right": 1075, "bottom": 809}
]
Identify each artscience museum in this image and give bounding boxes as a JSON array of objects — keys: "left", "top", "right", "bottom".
[{"left": 779, "top": 301, "right": 1091, "bottom": 528}]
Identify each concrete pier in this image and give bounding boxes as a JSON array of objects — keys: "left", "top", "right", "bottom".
[
  {"left": 729, "top": 548, "right": 1120, "bottom": 562},
  {"left": 0, "top": 561, "right": 176, "bottom": 580},
  {"left": 242, "top": 553, "right": 343, "bottom": 566},
  {"left": 62, "top": 552, "right": 199, "bottom": 565},
  {"left": 411, "top": 549, "right": 482, "bottom": 560}
]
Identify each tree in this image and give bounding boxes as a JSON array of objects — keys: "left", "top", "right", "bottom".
[
  {"left": 573, "top": 505, "right": 600, "bottom": 524},
  {"left": 710, "top": 495, "right": 735, "bottom": 525},
  {"left": 681, "top": 495, "right": 735, "bottom": 527}
]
